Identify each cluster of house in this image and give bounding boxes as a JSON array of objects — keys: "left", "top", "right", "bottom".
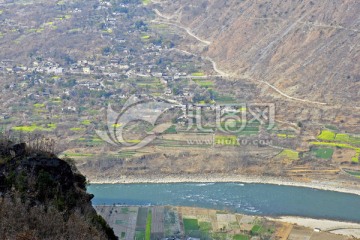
[{"left": 1, "top": 47, "right": 200, "bottom": 96}]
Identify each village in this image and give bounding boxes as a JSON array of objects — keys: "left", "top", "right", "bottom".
[{"left": 0, "top": 0, "right": 228, "bottom": 129}]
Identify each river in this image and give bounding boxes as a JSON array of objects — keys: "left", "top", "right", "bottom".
[{"left": 88, "top": 183, "right": 360, "bottom": 223}]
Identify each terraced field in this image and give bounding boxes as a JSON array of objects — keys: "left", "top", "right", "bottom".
[{"left": 311, "top": 130, "right": 360, "bottom": 164}]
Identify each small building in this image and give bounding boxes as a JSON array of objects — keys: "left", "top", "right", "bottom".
[{"left": 83, "top": 67, "right": 91, "bottom": 74}]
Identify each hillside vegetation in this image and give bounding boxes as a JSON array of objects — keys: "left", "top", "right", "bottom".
[{"left": 0, "top": 139, "right": 117, "bottom": 240}]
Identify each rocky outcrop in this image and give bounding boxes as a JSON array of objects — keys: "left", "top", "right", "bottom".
[{"left": 0, "top": 140, "right": 117, "bottom": 240}]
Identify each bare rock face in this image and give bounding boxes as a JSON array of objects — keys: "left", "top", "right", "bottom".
[{"left": 160, "top": 0, "right": 360, "bottom": 105}]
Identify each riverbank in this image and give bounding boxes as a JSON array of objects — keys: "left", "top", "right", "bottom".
[
  {"left": 270, "top": 216, "right": 360, "bottom": 238},
  {"left": 89, "top": 173, "right": 360, "bottom": 196}
]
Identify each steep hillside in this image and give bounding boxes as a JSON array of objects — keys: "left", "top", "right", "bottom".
[
  {"left": 158, "top": 0, "right": 360, "bottom": 106},
  {"left": 0, "top": 140, "right": 117, "bottom": 240}
]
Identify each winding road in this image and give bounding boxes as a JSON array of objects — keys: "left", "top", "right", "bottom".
[
  {"left": 152, "top": 19, "right": 211, "bottom": 45},
  {"left": 153, "top": 7, "right": 329, "bottom": 106}
]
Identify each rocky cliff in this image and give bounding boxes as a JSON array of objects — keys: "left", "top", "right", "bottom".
[{"left": 0, "top": 140, "right": 117, "bottom": 240}]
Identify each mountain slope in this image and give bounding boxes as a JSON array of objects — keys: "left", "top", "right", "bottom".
[
  {"left": 0, "top": 140, "right": 117, "bottom": 240},
  {"left": 159, "top": 0, "right": 360, "bottom": 105}
]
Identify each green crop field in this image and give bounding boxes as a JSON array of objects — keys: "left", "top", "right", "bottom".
[
  {"left": 345, "top": 170, "right": 360, "bottom": 178},
  {"left": 212, "top": 233, "right": 227, "bottom": 240},
  {"left": 81, "top": 120, "right": 91, "bottom": 125},
  {"left": 335, "top": 133, "right": 350, "bottom": 142},
  {"left": 233, "top": 234, "right": 249, "bottom": 240},
  {"left": 251, "top": 225, "right": 262, "bottom": 235},
  {"left": 121, "top": 207, "right": 129, "bottom": 214},
  {"left": 312, "top": 148, "right": 334, "bottom": 159},
  {"left": 318, "top": 130, "right": 336, "bottom": 141},
  {"left": 165, "top": 125, "right": 177, "bottom": 134},
  {"left": 145, "top": 210, "right": 152, "bottom": 240},
  {"left": 192, "top": 72, "right": 205, "bottom": 77},
  {"left": 194, "top": 79, "right": 214, "bottom": 88},
  {"left": 12, "top": 123, "right": 57, "bottom": 132},
  {"left": 183, "top": 218, "right": 199, "bottom": 234},
  {"left": 199, "top": 221, "right": 212, "bottom": 234},
  {"left": 352, "top": 152, "right": 360, "bottom": 163},
  {"left": 334, "top": 133, "right": 360, "bottom": 145},
  {"left": 316, "top": 130, "right": 360, "bottom": 145},
  {"left": 310, "top": 142, "right": 360, "bottom": 152},
  {"left": 325, "top": 125, "right": 338, "bottom": 131},
  {"left": 277, "top": 149, "right": 299, "bottom": 160},
  {"left": 116, "top": 151, "right": 137, "bottom": 158},
  {"left": 150, "top": 23, "right": 169, "bottom": 29},
  {"left": 34, "top": 103, "right": 45, "bottom": 108},
  {"left": 277, "top": 134, "right": 296, "bottom": 138},
  {"left": 70, "top": 127, "right": 85, "bottom": 132}
]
